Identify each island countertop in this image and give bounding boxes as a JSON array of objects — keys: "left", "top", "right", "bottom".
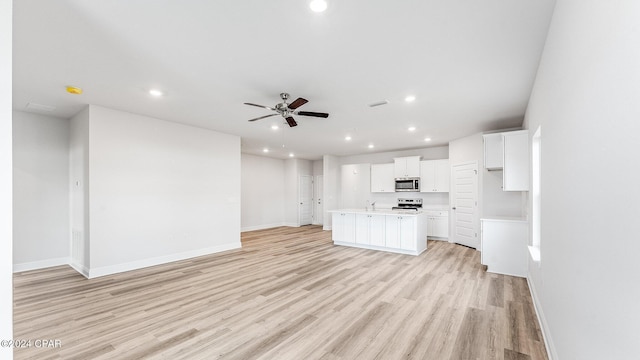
[{"left": 329, "top": 208, "right": 424, "bottom": 215}]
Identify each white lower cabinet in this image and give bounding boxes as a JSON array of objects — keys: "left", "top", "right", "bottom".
[
  {"left": 385, "top": 215, "right": 418, "bottom": 252},
  {"left": 480, "top": 218, "right": 528, "bottom": 277},
  {"left": 355, "top": 213, "right": 386, "bottom": 246},
  {"left": 331, "top": 210, "right": 427, "bottom": 255},
  {"left": 332, "top": 212, "right": 356, "bottom": 244},
  {"left": 426, "top": 211, "right": 449, "bottom": 239}
]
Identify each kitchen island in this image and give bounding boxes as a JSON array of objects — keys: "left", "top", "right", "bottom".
[{"left": 329, "top": 209, "right": 428, "bottom": 255}]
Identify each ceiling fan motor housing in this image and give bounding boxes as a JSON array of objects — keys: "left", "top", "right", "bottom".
[{"left": 275, "top": 103, "right": 289, "bottom": 115}]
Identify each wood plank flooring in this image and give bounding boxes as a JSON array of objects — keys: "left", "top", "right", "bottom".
[{"left": 13, "top": 225, "right": 548, "bottom": 359}]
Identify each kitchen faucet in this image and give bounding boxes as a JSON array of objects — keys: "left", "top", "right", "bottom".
[{"left": 371, "top": 201, "right": 376, "bottom": 211}]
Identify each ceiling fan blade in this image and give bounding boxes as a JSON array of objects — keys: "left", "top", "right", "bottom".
[
  {"left": 288, "top": 97, "right": 308, "bottom": 110},
  {"left": 296, "top": 111, "right": 329, "bottom": 118},
  {"left": 285, "top": 117, "right": 298, "bottom": 127},
  {"left": 248, "top": 113, "right": 278, "bottom": 122},
  {"left": 244, "top": 102, "right": 276, "bottom": 111}
]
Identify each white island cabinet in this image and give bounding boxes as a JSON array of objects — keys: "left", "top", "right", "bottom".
[
  {"left": 330, "top": 209, "right": 428, "bottom": 255},
  {"left": 332, "top": 212, "right": 356, "bottom": 244}
]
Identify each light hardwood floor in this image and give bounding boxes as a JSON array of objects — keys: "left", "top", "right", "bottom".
[{"left": 14, "top": 226, "right": 548, "bottom": 360}]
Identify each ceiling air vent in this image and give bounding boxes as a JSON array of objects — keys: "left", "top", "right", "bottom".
[{"left": 368, "top": 100, "right": 389, "bottom": 107}]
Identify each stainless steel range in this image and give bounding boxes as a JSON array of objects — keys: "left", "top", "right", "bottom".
[{"left": 392, "top": 198, "right": 423, "bottom": 211}]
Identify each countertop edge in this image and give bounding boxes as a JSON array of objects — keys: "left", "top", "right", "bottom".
[{"left": 329, "top": 209, "right": 427, "bottom": 216}]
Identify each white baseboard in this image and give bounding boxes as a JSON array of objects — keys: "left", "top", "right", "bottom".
[
  {"left": 241, "top": 223, "right": 287, "bottom": 232},
  {"left": 282, "top": 222, "right": 299, "bottom": 228},
  {"left": 527, "top": 275, "right": 558, "bottom": 360},
  {"left": 13, "top": 257, "right": 70, "bottom": 273},
  {"left": 13, "top": 243, "right": 242, "bottom": 279},
  {"left": 88, "top": 242, "right": 241, "bottom": 278},
  {"left": 69, "top": 261, "right": 90, "bottom": 278},
  {"left": 323, "top": 225, "right": 332, "bottom": 231}
]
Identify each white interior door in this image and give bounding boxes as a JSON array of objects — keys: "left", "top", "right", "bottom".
[
  {"left": 451, "top": 162, "right": 479, "bottom": 248},
  {"left": 313, "top": 175, "right": 323, "bottom": 225},
  {"left": 299, "top": 175, "right": 313, "bottom": 226}
]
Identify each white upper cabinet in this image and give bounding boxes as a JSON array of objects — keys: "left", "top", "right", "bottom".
[
  {"left": 483, "top": 130, "right": 530, "bottom": 191},
  {"left": 420, "top": 159, "right": 450, "bottom": 192},
  {"left": 370, "top": 163, "right": 395, "bottom": 193},
  {"left": 503, "top": 131, "right": 530, "bottom": 191},
  {"left": 483, "top": 133, "right": 504, "bottom": 170},
  {"left": 394, "top": 156, "right": 421, "bottom": 178}
]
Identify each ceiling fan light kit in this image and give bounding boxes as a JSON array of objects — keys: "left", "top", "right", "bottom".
[{"left": 245, "top": 92, "right": 329, "bottom": 127}]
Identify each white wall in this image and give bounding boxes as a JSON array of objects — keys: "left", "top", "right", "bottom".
[
  {"left": 1, "top": 0, "right": 13, "bottom": 355},
  {"left": 339, "top": 146, "right": 449, "bottom": 165},
  {"left": 322, "top": 155, "right": 340, "bottom": 229},
  {"left": 312, "top": 159, "right": 323, "bottom": 176},
  {"left": 69, "top": 107, "right": 90, "bottom": 273},
  {"left": 12, "top": 111, "right": 70, "bottom": 271},
  {"left": 241, "top": 154, "right": 285, "bottom": 231},
  {"left": 85, "top": 106, "right": 241, "bottom": 277},
  {"left": 523, "top": 1, "right": 640, "bottom": 359},
  {"left": 339, "top": 163, "right": 371, "bottom": 209}
]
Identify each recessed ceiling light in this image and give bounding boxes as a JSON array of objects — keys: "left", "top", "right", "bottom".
[
  {"left": 263, "top": 148, "right": 269, "bottom": 153},
  {"left": 345, "top": 136, "right": 352, "bottom": 141},
  {"left": 271, "top": 125, "right": 279, "bottom": 130},
  {"left": 368, "top": 144, "right": 374, "bottom": 149},
  {"left": 309, "top": 0, "right": 327, "bottom": 12},
  {"left": 289, "top": 153, "right": 295, "bottom": 157},
  {"left": 408, "top": 126, "right": 416, "bottom": 132},
  {"left": 424, "top": 137, "right": 432, "bottom": 142},
  {"left": 149, "top": 89, "right": 163, "bottom": 97},
  {"left": 405, "top": 95, "right": 416, "bottom": 102}
]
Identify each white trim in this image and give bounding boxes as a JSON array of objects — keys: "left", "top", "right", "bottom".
[
  {"left": 527, "top": 275, "right": 557, "bottom": 360},
  {"left": 87, "top": 242, "right": 241, "bottom": 278},
  {"left": 323, "top": 225, "right": 332, "bottom": 231},
  {"left": 450, "top": 160, "right": 478, "bottom": 167},
  {"left": 241, "top": 223, "right": 288, "bottom": 232},
  {"left": 282, "top": 222, "right": 300, "bottom": 228},
  {"left": 528, "top": 245, "right": 541, "bottom": 263},
  {"left": 13, "top": 257, "right": 70, "bottom": 273},
  {"left": 333, "top": 241, "right": 426, "bottom": 256},
  {"left": 69, "top": 261, "right": 89, "bottom": 278}
]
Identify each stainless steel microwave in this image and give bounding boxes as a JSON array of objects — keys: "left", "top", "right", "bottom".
[{"left": 395, "top": 177, "right": 420, "bottom": 192}]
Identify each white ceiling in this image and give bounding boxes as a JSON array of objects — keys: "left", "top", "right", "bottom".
[{"left": 12, "top": 0, "right": 556, "bottom": 160}]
